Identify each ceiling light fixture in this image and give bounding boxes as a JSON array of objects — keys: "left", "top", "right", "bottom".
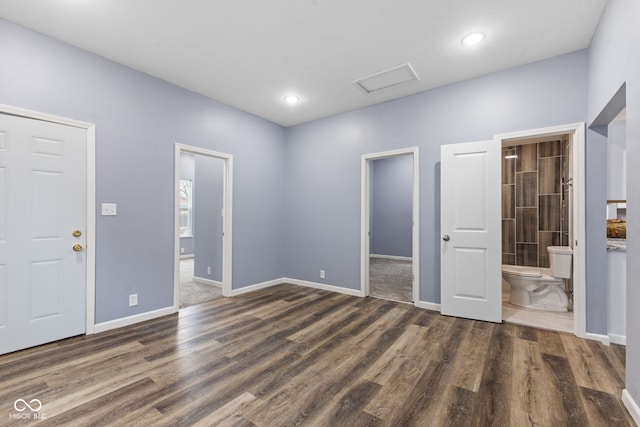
[
  {"left": 284, "top": 95, "right": 299, "bottom": 104},
  {"left": 461, "top": 32, "right": 486, "bottom": 46},
  {"left": 504, "top": 155, "right": 518, "bottom": 159}
]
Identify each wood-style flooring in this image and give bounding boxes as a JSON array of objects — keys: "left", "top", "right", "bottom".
[{"left": 0, "top": 284, "right": 632, "bottom": 426}]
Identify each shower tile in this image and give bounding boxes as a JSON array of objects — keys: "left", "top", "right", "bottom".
[
  {"left": 538, "top": 140, "right": 563, "bottom": 157},
  {"left": 502, "top": 148, "right": 516, "bottom": 184},
  {"left": 502, "top": 219, "right": 515, "bottom": 254},
  {"left": 516, "top": 243, "right": 538, "bottom": 266},
  {"left": 538, "top": 157, "right": 561, "bottom": 194},
  {"left": 502, "top": 253, "right": 516, "bottom": 265},
  {"left": 563, "top": 138, "right": 571, "bottom": 157},
  {"left": 516, "top": 208, "right": 537, "bottom": 243},
  {"left": 502, "top": 185, "right": 515, "bottom": 218},
  {"left": 516, "top": 144, "right": 537, "bottom": 172},
  {"left": 516, "top": 172, "right": 537, "bottom": 207},
  {"left": 539, "top": 195, "right": 561, "bottom": 231},
  {"left": 538, "top": 231, "right": 561, "bottom": 267}
]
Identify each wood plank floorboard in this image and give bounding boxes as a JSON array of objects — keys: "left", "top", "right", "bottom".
[{"left": 0, "top": 284, "right": 632, "bottom": 426}]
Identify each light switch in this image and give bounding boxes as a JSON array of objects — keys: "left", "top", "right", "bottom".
[{"left": 101, "top": 203, "right": 117, "bottom": 216}]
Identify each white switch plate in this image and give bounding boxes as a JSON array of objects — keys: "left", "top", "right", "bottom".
[
  {"left": 129, "top": 293, "right": 138, "bottom": 307},
  {"left": 102, "top": 203, "right": 117, "bottom": 216}
]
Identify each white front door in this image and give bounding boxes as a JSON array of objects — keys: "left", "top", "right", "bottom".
[
  {"left": 0, "top": 113, "right": 87, "bottom": 354},
  {"left": 440, "top": 140, "right": 501, "bottom": 323}
]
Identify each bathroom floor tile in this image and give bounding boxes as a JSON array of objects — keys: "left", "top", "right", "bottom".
[{"left": 502, "top": 302, "right": 574, "bottom": 333}]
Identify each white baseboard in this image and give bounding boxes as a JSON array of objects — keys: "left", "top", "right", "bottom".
[
  {"left": 585, "top": 332, "right": 611, "bottom": 346},
  {"left": 283, "top": 277, "right": 365, "bottom": 297},
  {"left": 622, "top": 389, "right": 640, "bottom": 426},
  {"left": 415, "top": 301, "right": 441, "bottom": 312},
  {"left": 370, "top": 254, "right": 412, "bottom": 261},
  {"left": 193, "top": 277, "right": 222, "bottom": 288},
  {"left": 229, "top": 278, "right": 284, "bottom": 296},
  {"left": 608, "top": 333, "right": 626, "bottom": 346},
  {"left": 94, "top": 306, "right": 176, "bottom": 334}
]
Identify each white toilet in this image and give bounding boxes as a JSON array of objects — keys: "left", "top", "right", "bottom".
[{"left": 502, "top": 246, "right": 573, "bottom": 312}]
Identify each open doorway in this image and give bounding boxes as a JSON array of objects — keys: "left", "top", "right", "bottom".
[
  {"left": 500, "top": 133, "right": 575, "bottom": 332},
  {"left": 606, "top": 107, "right": 627, "bottom": 345},
  {"left": 174, "top": 144, "right": 233, "bottom": 310},
  {"left": 496, "top": 123, "right": 586, "bottom": 336},
  {"left": 361, "top": 147, "right": 419, "bottom": 304}
]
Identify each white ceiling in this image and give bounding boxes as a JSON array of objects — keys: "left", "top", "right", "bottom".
[{"left": 0, "top": 0, "right": 608, "bottom": 127}]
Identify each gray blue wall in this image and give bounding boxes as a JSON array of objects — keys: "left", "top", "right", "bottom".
[
  {"left": 193, "top": 155, "right": 224, "bottom": 283},
  {"left": 370, "top": 155, "right": 413, "bottom": 258},
  {"left": 0, "top": 18, "right": 286, "bottom": 323},
  {"left": 284, "top": 50, "right": 592, "bottom": 305},
  {"left": 2, "top": 8, "right": 635, "bottom": 405},
  {"left": 588, "top": 0, "right": 640, "bottom": 408}
]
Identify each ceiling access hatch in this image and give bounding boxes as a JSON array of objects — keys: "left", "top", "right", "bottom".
[{"left": 352, "top": 63, "right": 420, "bottom": 94}]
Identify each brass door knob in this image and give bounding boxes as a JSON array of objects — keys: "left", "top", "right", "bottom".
[
  {"left": 72, "top": 230, "right": 82, "bottom": 237},
  {"left": 72, "top": 244, "right": 83, "bottom": 252}
]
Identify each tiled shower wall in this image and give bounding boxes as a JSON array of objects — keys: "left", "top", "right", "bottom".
[{"left": 502, "top": 138, "right": 570, "bottom": 267}]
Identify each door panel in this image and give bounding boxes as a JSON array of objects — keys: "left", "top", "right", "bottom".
[
  {"left": 441, "top": 140, "right": 501, "bottom": 323},
  {"left": 0, "top": 113, "right": 87, "bottom": 354}
]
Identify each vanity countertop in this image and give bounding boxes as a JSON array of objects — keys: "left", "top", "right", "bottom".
[{"left": 607, "top": 239, "right": 627, "bottom": 252}]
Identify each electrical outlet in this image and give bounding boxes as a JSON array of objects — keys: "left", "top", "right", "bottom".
[
  {"left": 129, "top": 294, "right": 138, "bottom": 307},
  {"left": 101, "top": 203, "right": 117, "bottom": 216},
  {"left": 320, "top": 270, "right": 325, "bottom": 279},
  {"left": 207, "top": 266, "right": 211, "bottom": 275}
]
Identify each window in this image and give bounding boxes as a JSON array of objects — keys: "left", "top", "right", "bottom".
[{"left": 179, "top": 179, "right": 193, "bottom": 237}]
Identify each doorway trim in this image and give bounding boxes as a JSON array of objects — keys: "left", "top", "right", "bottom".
[
  {"left": 361, "top": 147, "right": 420, "bottom": 304},
  {"left": 495, "top": 122, "right": 586, "bottom": 339},
  {"left": 0, "top": 103, "right": 97, "bottom": 334},
  {"left": 174, "top": 144, "right": 233, "bottom": 309}
]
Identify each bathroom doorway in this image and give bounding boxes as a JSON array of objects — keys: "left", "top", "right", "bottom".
[{"left": 498, "top": 124, "right": 585, "bottom": 334}]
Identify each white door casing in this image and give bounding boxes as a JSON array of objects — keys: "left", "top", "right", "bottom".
[
  {"left": 174, "top": 143, "right": 233, "bottom": 307},
  {"left": 495, "top": 123, "right": 586, "bottom": 339},
  {"left": 361, "top": 147, "right": 420, "bottom": 304},
  {"left": 0, "top": 113, "right": 89, "bottom": 354},
  {"left": 440, "top": 140, "right": 502, "bottom": 323}
]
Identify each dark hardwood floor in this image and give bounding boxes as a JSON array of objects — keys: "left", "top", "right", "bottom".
[{"left": 0, "top": 284, "right": 633, "bottom": 426}]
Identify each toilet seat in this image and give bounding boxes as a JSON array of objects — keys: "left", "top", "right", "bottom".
[
  {"left": 501, "top": 265, "right": 542, "bottom": 277},
  {"left": 502, "top": 265, "right": 556, "bottom": 281}
]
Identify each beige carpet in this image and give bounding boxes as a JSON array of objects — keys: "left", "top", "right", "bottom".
[
  {"left": 179, "top": 258, "right": 223, "bottom": 309},
  {"left": 369, "top": 257, "right": 413, "bottom": 303}
]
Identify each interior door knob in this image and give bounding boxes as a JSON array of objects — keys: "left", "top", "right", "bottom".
[
  {"left": 442, "top": 235, "right": 450, "bottom": 241},
  {"left": 72, "top": 244, "right": 83, "bottom": 252}
]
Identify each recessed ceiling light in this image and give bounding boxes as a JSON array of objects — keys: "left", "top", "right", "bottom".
[
  {"left": 461, "top": 32, "right": 486, "bottom": 46},
  {"left": 284, "top": 95, "right": 299, "bottom": 104}
]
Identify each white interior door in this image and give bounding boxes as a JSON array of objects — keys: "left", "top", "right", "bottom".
[
  {"left": 440, "top": 140, "right": 501, "bottom": 323},
  {"left": 0, "top": 113, "right": 87, "bottom": 354}
]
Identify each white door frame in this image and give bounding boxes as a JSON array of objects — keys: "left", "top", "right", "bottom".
[
  {"left": 0, "top": 103, "right": 97, "bottom": 334},
  {"left": 495, "top": 122, "right": 586, "bottom": 339},
  {"left": 174, "top": 144, "right": 233, "bottom": 308},
  {"left": 361, "top": 147, "right": 419, "bottom": 304}
]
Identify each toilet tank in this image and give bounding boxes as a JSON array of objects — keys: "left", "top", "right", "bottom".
[{"left": 547, "top": 246, "right": 573, "bottom": 278}]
